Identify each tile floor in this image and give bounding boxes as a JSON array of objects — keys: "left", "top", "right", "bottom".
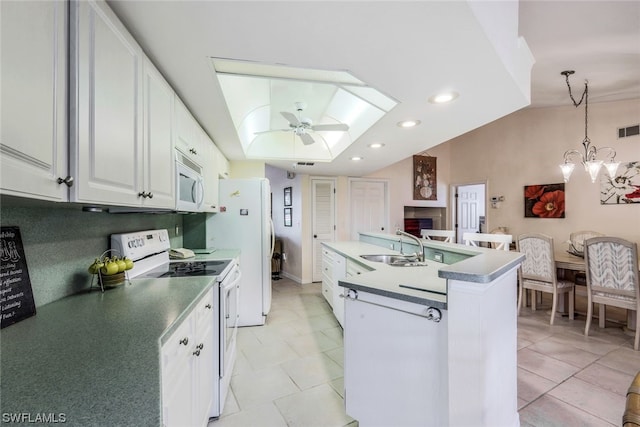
[{"left": 210, "top": 278, "right": 640, "bottom": 427}]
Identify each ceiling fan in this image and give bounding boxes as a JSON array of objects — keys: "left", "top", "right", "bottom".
[{"left": 255, "top": 102, "right": 349, "bottom": 145}]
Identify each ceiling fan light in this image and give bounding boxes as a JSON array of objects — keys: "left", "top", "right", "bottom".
[
  {"left": 559, "top": 162, "right": 575, "bottom": 183},
  {"left": 586, "top": 160, "right": 603, "bottom": 183},
  {"left": 368, "top": 143, "right": 384, "bottom": 148},
  {"left": 351, "top": 156, "right": 363, "bottom": 161},
  {"left": 604, "top": 161, "right": 620, "bottom": 179}
]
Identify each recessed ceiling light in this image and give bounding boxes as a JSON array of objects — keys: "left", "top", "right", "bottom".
[
  {"left": 351, "top": 156, "right": 364, "bottom": 161},
  {"left": 429, "top": 91, "right": 459, "bottom": 104},
  {"left": 397, "top": 120, "right": 421, "bottom": 128},
  {"left": 368, "top": 143, "right": 385, "bottom": 148}
]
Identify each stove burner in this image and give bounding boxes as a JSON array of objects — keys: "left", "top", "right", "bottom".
[{"left": 137, "top": 260, "right": 230, "bottom": 279}]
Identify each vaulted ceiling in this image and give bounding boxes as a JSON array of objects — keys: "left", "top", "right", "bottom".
[{"left": 108, "top": 0, "right": 640, "bottom": 176}]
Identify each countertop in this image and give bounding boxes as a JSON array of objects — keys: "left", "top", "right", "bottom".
[
  {"left": 0, "top": 250, "right": 239, "bottom": 426},
  {"left": 324, "top": 235, "right": 524, "bottom": 309}
]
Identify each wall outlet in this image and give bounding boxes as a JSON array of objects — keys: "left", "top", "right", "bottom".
[{"left": 434, "top": 252, "right": 444, "bottom": 263}]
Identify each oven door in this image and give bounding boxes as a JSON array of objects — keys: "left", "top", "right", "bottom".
[{"left": 219, "top": 264, "right": 240, "bottom": 380}]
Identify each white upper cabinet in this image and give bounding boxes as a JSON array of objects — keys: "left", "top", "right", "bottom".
[
  {"left": 70, "top": 0, "right": 144, "bottom": 206},
  {"left": 1, "top": 0, "right": 69, "bottom": 201},
  {"left": 141, "top": 57, "right": 175, "bottom": 208},
  {"left": 200, "top": 130, "right": 219, "bottom": 213},
  {"left": 175, "top": 97, "right": 203, "bottom": 166},
  {"left": 213, "top": 143, "right": 230, "bottom": 180}
]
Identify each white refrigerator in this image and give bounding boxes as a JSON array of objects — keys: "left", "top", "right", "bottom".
[{"left": 209, "top": 178, "right": 273, "bottom": 326}]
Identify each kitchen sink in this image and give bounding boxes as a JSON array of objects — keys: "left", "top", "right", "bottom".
[{"left": 359, "top": 254, "right": 427, "bottom": 267}]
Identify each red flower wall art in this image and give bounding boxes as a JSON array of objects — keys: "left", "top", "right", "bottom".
[{"left": 524, "top": 183, "right": 566, "bottom": 218}]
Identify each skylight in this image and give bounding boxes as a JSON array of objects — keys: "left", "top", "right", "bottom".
[{"left": 210, "top": 58, "right": 398, "bottom": 162}]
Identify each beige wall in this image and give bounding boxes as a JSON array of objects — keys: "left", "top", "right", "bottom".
[
  {"left": 446, "top": 98, "right": 640, "bottom": 247},
  {"left": 365, "top": 142, "right": 452, "bottom": 232},
  {"left": 230, "top": 160, "right": 266, "bottom": 178}
]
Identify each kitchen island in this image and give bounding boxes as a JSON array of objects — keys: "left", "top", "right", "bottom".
[
  {"left": 324, "top": 233, "right": 525, "bottom": 427},
  {"left": 0, "top": 251, "right": 239, "bottom": 427}
]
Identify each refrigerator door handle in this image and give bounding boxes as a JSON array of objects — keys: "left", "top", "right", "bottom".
[{"left": 269, "top": 217, "right": 275, "bottom": 258}]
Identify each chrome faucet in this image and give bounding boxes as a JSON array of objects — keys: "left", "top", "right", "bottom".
[{"left": 396, "top": 229, "right": 424, "bottom": 262}]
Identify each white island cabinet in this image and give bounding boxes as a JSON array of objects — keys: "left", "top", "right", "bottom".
[
  {"left": 343, "top": 289, "right": 448, "bottom": 426},
  {"left": 330, "top": 234, "right": 524, "bottom": 427}
]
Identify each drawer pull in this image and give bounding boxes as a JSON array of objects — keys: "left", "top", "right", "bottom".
[
  {"left": 205, "top": 304, "right": 212, "bottom": 309},
  {"left": 179, "top": 337, "right": 189, "bottom": 346},
  {"left": 197, "top": 343, "right": 204, "bottom": 350},
  {"left": 193, "top": 349, "right": 201, "bottom": 357}
]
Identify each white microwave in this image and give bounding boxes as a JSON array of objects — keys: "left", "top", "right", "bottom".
[{"left": 175, "top": 151, "right": 204, "bottom": 212}]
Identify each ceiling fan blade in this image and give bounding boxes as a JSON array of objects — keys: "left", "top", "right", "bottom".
[
  {"left": 281, "top": 111, "right": 301, "bottom": 127},
  {"left": 311, "top": 123, "right": 349, "bottom": 132},
  {"left": 299, "top": 133, "right": 316, "bottom": 145},
  {"left": 254, "top": 129, "right": 290, "bottom": 135}
]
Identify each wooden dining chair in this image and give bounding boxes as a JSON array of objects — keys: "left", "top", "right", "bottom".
[
  {"left": 517, "top": 233, "right": 575, "bottom": 325},
  {"left": 584, "top": 237, "right": 640, "bottom": 350},
  {"left": 463, "top": 232, "right": 512, "bottom": 251},
  {"left": 420, "top": 229, "right": 455, "bottom": 243}
]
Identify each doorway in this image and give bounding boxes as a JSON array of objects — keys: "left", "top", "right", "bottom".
[
  {"left": 349, "top": 179, "right": 389, "bottom": 241},
  {"left": 311, "top": 178, "right": 336, "bottom": 283},
  {"left": 453, "top": 183, "right": 486, "bottom": 244}
]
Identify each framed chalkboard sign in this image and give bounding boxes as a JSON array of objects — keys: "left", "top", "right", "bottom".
[{"left": 1, "top": 226, "right": 36, "bottom": 328}]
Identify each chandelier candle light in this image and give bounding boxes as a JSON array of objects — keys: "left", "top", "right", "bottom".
[{"left": 559, "top": 70, "right": 620, "bottom": 183}]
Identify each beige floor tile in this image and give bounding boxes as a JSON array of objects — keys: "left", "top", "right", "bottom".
[
  {"left": 251, "top": 320, "right": 301, "bottom": 344},
  {"left": 285, "top": 330, "right": 342, "bottom": 357},
  {"left": 274, "top": 384, "right": 354, "bottom": 427},
  {"left": 230, "top": 366, "right": 300, "bottom": 409},
  {"left": 576, "top": 362, "right": 636, "bottom": 396},
  {"left": 241, "top": 340, "right": 300, "bottom": 371},
  {"left": 236, "top": 326, "right": 262, "bottom": 349},
  {"left": 597, "top": 347, "right": 640, "bottom": 376},
  {"left": 321, "top": 325, "right": 344, "bottom": 343},
  {"left": 324, "top": 346, "right": 344, "bottom": 367},
  {"left": 221, "top": 387, "right": 240, "bottom": 416},
  {"left": 211, "top": 403, "right": 288, "bottom": 427},
  {"left": 547, "top": 330, "right": 622, "bottom": 356},
  {"left": 517, "top": 367, "right": 558, "bottom": 403},
  {"left": 519, "top": 395, "right": 614, "bottom": 427},
  {"left": 264, "top": 307, "right": 302, "bottom": 325},
  {"left": 518, "top": 348, "right": 581, "bottom": 382},
  {"left": 548, "top": 377, "right": 626, "bottom": 425},
  {"left": 291, "top": 312, "right": 340, "bottom": 334},
  {"left": 528, "top": 337, "right": 600, "bottom": 368},
  {"left": 329, "top": 377, "right": 345, "bottom": 398},
  {"left": 281, "top": 353, "right": 344, "bottom": 390},
  {"left": 231, "top": 350, "right": 253, "bottom": 376}
]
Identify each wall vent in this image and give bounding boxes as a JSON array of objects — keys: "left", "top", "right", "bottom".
[
  {"left": 296, "top": 162, "right": 315, "bottom": 166},
  {"left": 618, "top": 124, "right": 640, "bottom": 139}
]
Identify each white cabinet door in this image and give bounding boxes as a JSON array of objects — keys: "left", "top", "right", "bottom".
[
  {"left": 200, "top": 130, "right": 219, "bottom": 213},
  {"left": 71, "top": 0, "right": 143, "bottom": 205},
  {"left": 1, "top": 0, "right": 68, "bottom": 201},
  {"left": 174, "top": 97, "right": 203, "bottom": 165},
  {"left": 331, "top": 253, "right": 346, "bottom": 326},
  {"left": 213, "top": 143, "right": 230, "bottom": 179},
  {"left": 142, "top": 57, "right": 175, "bottom": 208}
]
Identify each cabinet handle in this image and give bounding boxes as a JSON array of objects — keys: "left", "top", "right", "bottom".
[
  {"left": 147, "top": 192, "right": 153, "bottom": 199},
  {"left": 205, "top": 304, "right": 212, "bottom": 309},
  {"left": 138, "top": 191, "right": 147, "bottom": 198},
  {"left": 57, "top": 176, "right": 74, "bottom": 187},
  {"left": 179, "top": 337, "right": 189, "bottom": 346},
  {"left": 197, "top": 343, "right": 204, "bottom": 350},
  {"left": 192, "top": 349, "right": 201, "bottom": 357},
  {"left": 189, "top": 148, "right": 198, "bottom": 155}
]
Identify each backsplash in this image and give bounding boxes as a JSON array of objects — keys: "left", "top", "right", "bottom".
[{"left": 0, "top": 197, "right": 183, "bottom": 307}]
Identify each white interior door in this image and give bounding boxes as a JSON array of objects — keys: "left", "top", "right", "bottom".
[
  {"left": 349, "top": 180, "right": 389, "bottom": 241},
  {"left": 312, "top": 179, "right": 336, "bottom": 282},
  {"left": 456, "top": 184, "right": 486, "bottom": 243}
]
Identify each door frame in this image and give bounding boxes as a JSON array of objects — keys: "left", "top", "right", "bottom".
[
  {"left": 311, "top": 176, "right": 337, "bottom": 283},
  {"left": 450, "top": 180, "right": 488, "bottom": 243},
  {"left": 348, "top": 177, "right": 390, "bottom": 240}
]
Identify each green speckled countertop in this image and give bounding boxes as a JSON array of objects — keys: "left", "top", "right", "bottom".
[{"left": 0, "top": 250, "right": 240, "bottom": 426}]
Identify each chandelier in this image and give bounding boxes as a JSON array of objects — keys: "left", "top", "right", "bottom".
[{"left": 559, "top": 70, "right": 619, "bottom": 183}]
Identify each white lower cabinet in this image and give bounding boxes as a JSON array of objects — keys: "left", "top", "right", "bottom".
[
  {"left": 321, "top": 247, "right": 348, "bottom": 327},
  {"left": 161, "top": 288, "right": 216, "bottom": 427},
  {"left": 343, "top": 289, "right": 448, "bottom": 426}
]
